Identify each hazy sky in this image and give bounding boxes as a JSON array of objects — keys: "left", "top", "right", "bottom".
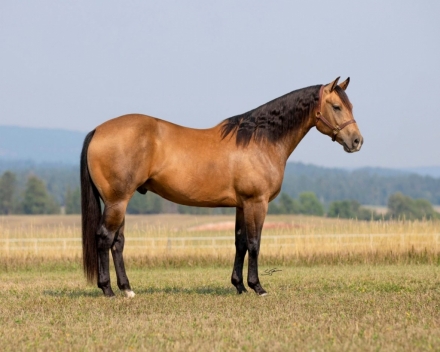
[{"left": 1, "top": 1, "right": 439, "bottom": 168}]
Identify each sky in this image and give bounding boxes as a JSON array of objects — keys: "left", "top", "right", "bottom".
[{"left": 1, "top": 1, "right": 439, "bottom": 169}]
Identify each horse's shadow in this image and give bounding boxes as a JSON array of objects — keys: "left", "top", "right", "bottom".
[
  {"left": 137, "top": 286, "right": 234, "bottom": 296},
  {"left": 43, "top": 286, "right": 235, "bottom": 298},
  {"left": 43, "top": 289, "right": 102, "bottom": 298}
]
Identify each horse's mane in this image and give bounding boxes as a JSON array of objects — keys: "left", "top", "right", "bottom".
[{"left": 221, "top": 85, "right": 321, "bottom": 146}]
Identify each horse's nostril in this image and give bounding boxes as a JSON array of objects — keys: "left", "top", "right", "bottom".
[{"left": 354, "top": 138, "right": 359, "bottom": 146}]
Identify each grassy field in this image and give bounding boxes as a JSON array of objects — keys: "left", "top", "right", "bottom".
[
  {"left": 1, "top": 214, "right": 439, "bottom": 259},
  {"left": 1, "top": 262, "right": 439, "bottom": 351},
  {"left": 1, "top": 215, "right": 440, "bottom": 351}
]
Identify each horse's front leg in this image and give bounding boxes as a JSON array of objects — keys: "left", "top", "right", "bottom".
[
  {"left": 231, "top": 207, "right": 248, "bottom": 294},
  {"left": 243, "top": 200, "right": 268, "bottom": 296},
  {"left": 111, "top": 219, "right": 135, "bottom": 298}
]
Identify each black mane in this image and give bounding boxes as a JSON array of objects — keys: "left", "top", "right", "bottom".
[{"left": 221, "top": 85, "right": 321, "bottom": 146}]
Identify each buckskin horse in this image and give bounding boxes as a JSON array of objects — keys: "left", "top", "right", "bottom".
[{"left": 81, "top": 77, "right": 363, "bottom": 297}]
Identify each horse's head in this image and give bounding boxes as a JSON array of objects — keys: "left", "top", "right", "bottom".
[{"left": 315, "top": 77, "right": 363, "bottom": 153}]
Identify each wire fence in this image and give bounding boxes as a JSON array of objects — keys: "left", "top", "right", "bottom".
[{"left": 1, "top": 233, "right": 439, "bottom": 255}]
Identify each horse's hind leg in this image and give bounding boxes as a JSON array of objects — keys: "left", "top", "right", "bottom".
[
  {"left": 111, "top": 218, "right": 135, "bottom": 298},
  {"left": 96, "top": 201, "right": 127, "bottom": 297},
  {"left": 231, "top": 207, "right": 248, "bottom": 294}
]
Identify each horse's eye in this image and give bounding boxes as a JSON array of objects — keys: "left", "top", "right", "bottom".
[{"left": 332, "top": 105, "right": 341, "bottom": 111}]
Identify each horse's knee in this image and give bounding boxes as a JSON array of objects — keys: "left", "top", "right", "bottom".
[
  {"left": 111, "top": 234, "right": 125, "bottom": 252},
  {"left": 235, "top": 234, "right": 247, "bottom": 250},
  {"left": 96, "top": 225, "right": 115, "bottom": 250},
  {"left": 247, "top": 240, "right": 259, "bottom": 258}
]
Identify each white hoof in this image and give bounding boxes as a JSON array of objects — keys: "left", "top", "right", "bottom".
[
  {"left": 259, "top": 292, "right": 268, "bottom": 297},
  {"left": 123, "top": 290, "right": 136, "bottom": 298}
]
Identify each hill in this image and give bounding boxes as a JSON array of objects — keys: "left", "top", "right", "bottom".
[{"left": 0, "top": 126, "right": 85, "bottom": 164}]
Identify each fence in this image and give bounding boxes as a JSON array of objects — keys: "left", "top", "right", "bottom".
[{"left": 1, "top": 233, "right": 439, "bottom": 256}]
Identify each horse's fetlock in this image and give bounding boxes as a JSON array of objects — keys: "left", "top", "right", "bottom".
[
  {"left": 231, "top": 273, "right": 241, "bottom": 287},
  {"left": 247, "top": 278, "right": 260, "bottom": 289},
  {"left": 118, "top": 282, "right": 131, "bottom": 291},
  {"left": 248, "top": 247, "right": 259, "bottom": 258}
]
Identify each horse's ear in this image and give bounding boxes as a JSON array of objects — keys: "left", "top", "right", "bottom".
[
  {"left": 325, "top": 77, "right": 340, "bottom": 92},
  {"left": 338, "top": 77, "right": 350, "bottom": 91}
]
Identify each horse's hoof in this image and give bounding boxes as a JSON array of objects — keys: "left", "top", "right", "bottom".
[
  {"left": 236, "top": 285, "right": 248, "bottom": 294},
  {"left": 249, "top": 283, "right": 267, "bottom": 296},
  {"left": 102, "top": 289, "right": 116, "bottom": 297},
  {"left": 123, "top": 290, "right": 136, "bottom": 298}
]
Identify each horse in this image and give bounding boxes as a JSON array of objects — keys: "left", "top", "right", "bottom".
[{"left": 81, "top": 77, "right": 363, "bottom": 297}]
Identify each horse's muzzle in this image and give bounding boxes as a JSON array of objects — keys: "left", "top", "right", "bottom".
[{"left": 343, "top": 135, "right": 363, "bottom": 153}]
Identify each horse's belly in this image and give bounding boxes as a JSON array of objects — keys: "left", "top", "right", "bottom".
[{"left": 144, "top": 174, "right": 237, "bottom": 207}]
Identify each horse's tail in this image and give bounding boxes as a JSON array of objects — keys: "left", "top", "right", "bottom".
[{"left": 81, "top": 130, "right": 101, "bottom": 284}]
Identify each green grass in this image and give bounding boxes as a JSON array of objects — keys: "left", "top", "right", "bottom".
[{"left": 1, "top": 261, "right": 440, "bottom": 351}]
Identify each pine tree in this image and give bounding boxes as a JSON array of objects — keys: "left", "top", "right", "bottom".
[
  {"left": 22, "top": 176, "right": 60, "bottom": 214},
  {"left": 65, "top": 187, "right": 81, "bottom": 214},
  {"left": 0, "top": 171, "right": 17, "bottom": 214}
]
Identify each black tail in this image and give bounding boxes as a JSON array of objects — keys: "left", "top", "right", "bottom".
[{"left": 81, "top": 130, "right": 101, "bottom": 284}]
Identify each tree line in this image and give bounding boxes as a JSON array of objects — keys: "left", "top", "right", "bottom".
[
  {"left": 0, "top": 171, "right": 59, "bottom": 214},
  {"left": 1, "top": 170, "right": 438, "bottom": 220},
  {"left": 282, "top": 163, "right": 440, "bottom": 205},
  {"left": 1, "top": 161, "right": 440, "bottom": 207},
  {"left": 269, "top": 191, "right": 439, "bottom": 220}
]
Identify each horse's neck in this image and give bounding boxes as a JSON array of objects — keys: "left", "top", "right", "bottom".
[{"left": 277, "top": 113, "right": 316, "bottom": 162}]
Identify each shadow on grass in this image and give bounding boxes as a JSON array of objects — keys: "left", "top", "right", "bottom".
[
  {"left": 136, "top": 286, "right": 235, "bottom": 296},
  {"left": 43, "top": 289, "right": 103, "bottom": 298},
  {"left": 43, "top": 286, "right": 236, "bottom": 298}
]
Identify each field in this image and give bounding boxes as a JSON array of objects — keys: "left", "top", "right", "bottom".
[{"left": 1, "top": 215, "right": 440, "bottom": 351}]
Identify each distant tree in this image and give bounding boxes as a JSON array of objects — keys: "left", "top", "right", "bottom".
[
  {"left": 127, "top": 192, "right": 163, "bottom": 214},
  {"left": 328, "top": 200, "right": 380, "bottom": 220},
  {"left": 22, "top": 176, "right": 60, "bottom": 214},
  {"left": 387, "top": 192, "right": 439, "bottom": 220},
  {"left": 268, "top": 192, "right": 324, "bottom": 216},
  {"left": 267, "top": 201, "right": 280, "bottom": 214},
  {"left": 0, "top": 171, "right": 17, "bottom": 214},
  {"left": 328, "top": 200, "right": 358, "bottom": 219},
  {"left": 356, "top": 207, "right": 381, "bottom": 221},
  {"left": 268, "top": 193, "right": 300, "bottom": 214},
  {"left": 414, "top": 199, "right": 437, "bottom": 218},
  {"left": 279, "top": 193, "right": 301, "bottom": 214},
  {"left": 298, "top": 192, "right": 324, "bottom": 216},
  {"left": 65, "top": 187, "right": 81, "bottom": 214}
]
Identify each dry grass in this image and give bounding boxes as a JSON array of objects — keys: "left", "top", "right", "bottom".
[
  {"left": 1, "top": 215, "right": 440, "bottom": 350},
  {"left": 0, "top": 214, "right": 439, "bottom": 261}
]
